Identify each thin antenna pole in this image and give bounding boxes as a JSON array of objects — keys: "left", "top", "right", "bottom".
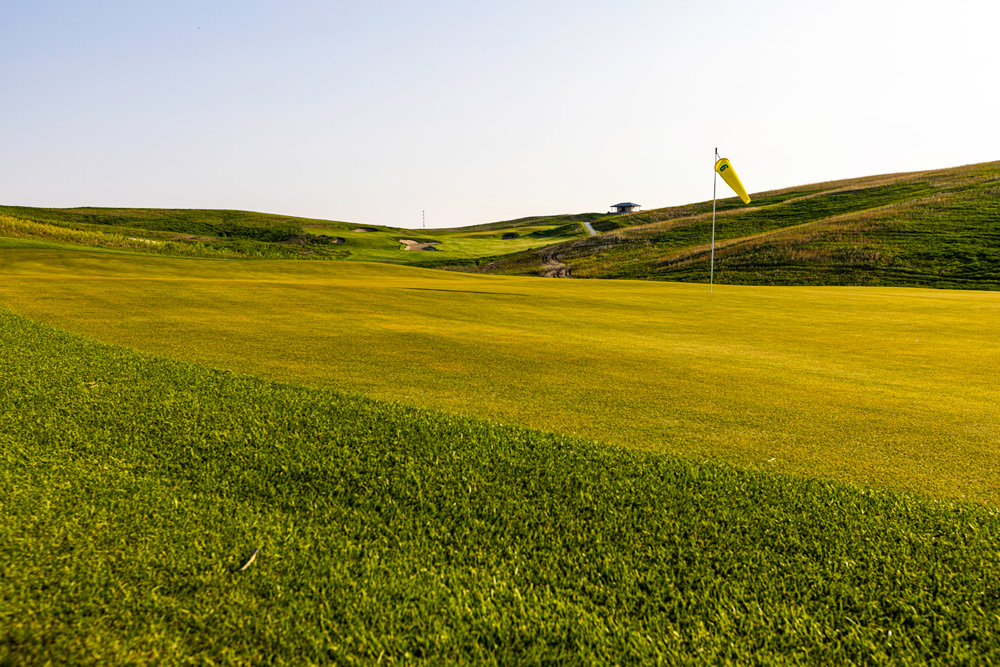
[
  {"left": 711, "top": 147, "right": 718, "bottom": 294},
  {"left": 422, "top": 210, "right": 425, "bottom": 229}
]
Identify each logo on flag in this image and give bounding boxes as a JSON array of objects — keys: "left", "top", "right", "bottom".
[{"left": 714, "top": 158, "right": 751, "bottom": 204}]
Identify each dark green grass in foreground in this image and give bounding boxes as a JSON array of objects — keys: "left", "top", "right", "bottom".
[{"left": 3, "top": 310, "right": 1000, "bottom": 665}]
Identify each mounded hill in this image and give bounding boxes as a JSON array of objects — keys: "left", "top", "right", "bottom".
[
  {"left": 0, "top": 205, "right": 356, "bottom": 259},
  {"left": 0, "top": 205, "right": 588, "bottom": 265},
  {"left": 475, "top": 161, "right": 1000, "bottom": 290},
  {"left": 4, "top": 160, "right": 998, "bottom": 287}
]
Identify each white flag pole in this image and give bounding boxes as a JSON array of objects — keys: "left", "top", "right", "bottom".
[{"left": 710, "top": 147, "right": 718, "bottom": 294}]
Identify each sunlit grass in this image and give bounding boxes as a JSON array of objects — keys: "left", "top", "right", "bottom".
[
  {"left": 302, "top": 221, "right": 586, "bottom": 264},
  {"left": 4, "top": 307, "right": 1000, "bottom": 665},
  {"left": 2, "top": 248, "right": 998, "bottom": 504}
]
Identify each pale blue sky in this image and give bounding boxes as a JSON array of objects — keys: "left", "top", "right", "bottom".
[{"left": 2, "top": 0, "right": 996, "bottom": 228}]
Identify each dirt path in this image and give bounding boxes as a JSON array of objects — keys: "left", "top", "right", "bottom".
[{"left": 539, "top": 247, "right": 571, "bottom": 278}]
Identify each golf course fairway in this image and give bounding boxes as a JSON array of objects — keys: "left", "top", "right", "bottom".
[{"left": 2, "top": 246, "right": 998, "bottom": 504}]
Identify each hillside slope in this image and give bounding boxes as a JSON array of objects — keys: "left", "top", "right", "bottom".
[
  {"left": 5, "top": 160, "right": 998, "bottom": 287},
  {"left": 476, "top": 161, "right": 1000, "bottom": 290},
  {"left": 0, "top": 205, "right": 587, "bottom": 265}
]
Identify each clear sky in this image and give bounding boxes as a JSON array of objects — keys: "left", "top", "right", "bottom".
[{"left": 2, "top": 0, "right": 996, "bottom": 228}]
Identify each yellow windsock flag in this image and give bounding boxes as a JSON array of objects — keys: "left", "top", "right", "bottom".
[{"left": 714, "top": 158, "right": 751, "bottom": 204}]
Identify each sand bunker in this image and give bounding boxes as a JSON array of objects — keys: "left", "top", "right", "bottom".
[{"left": 399, "top": 239, "right": 440, "bottom": 251}]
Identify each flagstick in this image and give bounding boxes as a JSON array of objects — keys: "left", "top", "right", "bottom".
[{"left": 710, "top": 147, "right": 718, "bottom": 294}]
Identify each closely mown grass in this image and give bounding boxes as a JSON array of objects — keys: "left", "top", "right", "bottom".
[
  {"left": 301, "top": 220, "right": 587, "bottom": 267},
  {"left": 3, "top": 307, "right": 1000, "bottom": 665},
  {"left": 3, "top": 250, "right": 999, "bottom": 506}
]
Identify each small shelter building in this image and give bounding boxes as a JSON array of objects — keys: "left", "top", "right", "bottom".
[{"left": 610, "top": 202, "right": 640, "bottom": 214}]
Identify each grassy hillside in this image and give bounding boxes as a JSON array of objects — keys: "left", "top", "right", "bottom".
[
  {"left": 0, "top": 206, "right": 353, "bottom": 259},
  {"left": 301, "top": 217, "right": 587, "bottom": 266},
  {"left": 4, "top": 307, "right": 1000, "bottom": 665},
  {"left": 478, "top": 161, "right": 1000, "bottom": 289},
  {"left": 2, "top": 249, "right": 999, "bottom": 505},
  {"left": 5, "top": 160, "right": 999, "bottom": 287},
  {"left": 0, "top": 205, "right": 587, "bottom": 265}
]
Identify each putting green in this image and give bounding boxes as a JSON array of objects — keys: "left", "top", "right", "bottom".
[{"left": 2, "top": 247, "right": 998, "bottom": 503}]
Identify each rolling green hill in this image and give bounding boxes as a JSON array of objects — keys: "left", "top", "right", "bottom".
[
  {"left": 5, "top": 160, "right": 999, "bottom": 289},
  {"left": 0, "top": 205, "right": 587, "bottom": 265},
  {"left": 0, "top": 205, "right": 352, "bottom": 259},
  {"left": 476, "top": 161, "right": 1000, "bottom": 290}
]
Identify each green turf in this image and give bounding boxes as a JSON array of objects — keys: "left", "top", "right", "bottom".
[
  {"left": 3, "top": 307, "right": 1000, "bottom": 665},
  {"left": 300, "top": 220, "right": 587, "bottom": 266},
  {"left": 2, "top": 249, "right": 999, "bottom": 506}
]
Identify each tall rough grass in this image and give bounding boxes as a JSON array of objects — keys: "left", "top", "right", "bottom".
[
  {"left": 0, "top": 214, "right": 337, "bottom": 259},
  {"left": 480, "top": 161, "right": 1000, "bottom": 289}
]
